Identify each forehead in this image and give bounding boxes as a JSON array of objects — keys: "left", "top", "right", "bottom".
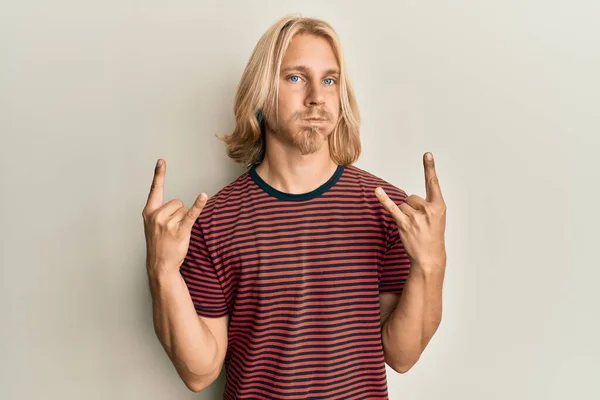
[{"left": 281, "top": 33, "right": 339, "bottom": 72}]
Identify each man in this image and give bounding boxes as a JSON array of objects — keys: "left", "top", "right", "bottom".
[{"left": 142, "top": 15, "right": 447, "bottom": 400}]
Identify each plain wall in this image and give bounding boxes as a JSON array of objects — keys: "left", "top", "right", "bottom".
[{"left": 1, "top": 1, "right": 599, "bottom": 399}]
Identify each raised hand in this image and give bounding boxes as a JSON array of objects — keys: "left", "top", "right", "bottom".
[
  {"left": 375, "top": 152, "right": 447, "bottom": 270},
  {"left": 142, "top": 159, "right": 208, "bottom": 276}
]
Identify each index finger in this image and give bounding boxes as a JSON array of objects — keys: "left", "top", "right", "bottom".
[
  {"left": 424, "top": 152, "right": 444, "bottom": 203},
  {"left": 146, "top": 159, "right": 165, "bottom": 211}
]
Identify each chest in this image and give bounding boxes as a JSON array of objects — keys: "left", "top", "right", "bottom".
[{"left": 217, "top": 211, "right": 387, "bottom": 296}]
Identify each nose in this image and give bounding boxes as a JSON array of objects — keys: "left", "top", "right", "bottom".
[{"left": 305, "top": 81, "right": 326, "bottom": 107}]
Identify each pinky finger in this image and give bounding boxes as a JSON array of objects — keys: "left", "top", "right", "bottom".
[
  {"left": 375, "top": 187, "right": 408, "bottom": 227},
  {"left": 181, "top": 193, "right": 208, "bottom": 228}
]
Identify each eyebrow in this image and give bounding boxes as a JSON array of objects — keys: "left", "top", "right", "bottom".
[{"left": 281, "top": 65, "right": 340, "bottom": 76}]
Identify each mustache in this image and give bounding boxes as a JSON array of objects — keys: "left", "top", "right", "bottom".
[{"left": 296, "top": 109, "right": 331, "bottom": 121}]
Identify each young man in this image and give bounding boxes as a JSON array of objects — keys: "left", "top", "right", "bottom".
[{"left": 142, "top": 15, "right": 447, "bottom": 400}]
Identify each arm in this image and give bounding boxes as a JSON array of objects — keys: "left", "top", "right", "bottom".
[
  {"left": 376, "top": 152, "right": 448, "bottom": 374},
  {"left": 382, "top": 262, "right": 445, "bottom": 373},
  {"left": 142, "top": 159, "right": 227, "bottom": 392},
  {"left": 149, "top": 268, "right": 221, "bottom": 392}
]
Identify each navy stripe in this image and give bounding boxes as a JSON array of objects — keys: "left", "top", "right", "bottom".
[{"left": 180, "top": 165, "right": 410, "bottom": 399}]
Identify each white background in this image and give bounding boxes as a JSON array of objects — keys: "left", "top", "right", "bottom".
[{"left": 1, "top": 1, "right": 599, "bottom": 399}]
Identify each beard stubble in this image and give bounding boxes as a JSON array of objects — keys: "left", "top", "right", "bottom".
[{"left": 292, "top": 126, "right": 325, "bottom": 155}]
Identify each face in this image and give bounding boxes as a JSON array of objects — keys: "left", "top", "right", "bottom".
[{"left": 268, "top": 33, "right": 341, "bottom": 155}]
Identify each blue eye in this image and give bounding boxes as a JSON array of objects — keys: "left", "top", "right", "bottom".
[
  {"left": 288, "top": 75, "right": 300, "bottom": 83},
  {"left": 324, "top": 78, "right": 335, "bottom": 85}
]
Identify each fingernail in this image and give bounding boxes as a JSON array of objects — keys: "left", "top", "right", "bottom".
[
  {"left": 426, "top": 153, "right": 433, "bottom": 160},
  {"left": 156, "top": 159, "right": 162, "bottom": 167},
  {"left": 375, "top": 187, "right": 383, "bottom": 195}
]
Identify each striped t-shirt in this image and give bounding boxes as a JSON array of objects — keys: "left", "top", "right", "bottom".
[{"left": 180, "top": 163, "right": 411, "bottom": 400}]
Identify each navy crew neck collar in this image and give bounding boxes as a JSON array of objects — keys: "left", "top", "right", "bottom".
[{"left": 248, "top": 164, "right": 345, "bottom": 201}]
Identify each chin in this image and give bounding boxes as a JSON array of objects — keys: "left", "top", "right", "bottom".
[{"left": 293, "top": 127, "right": 329, "bottom": 155}]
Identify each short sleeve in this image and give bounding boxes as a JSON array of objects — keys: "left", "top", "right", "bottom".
[
  {"left": 179, "top": 221, "right": 229, "bottom": 318},
  {"left": 379, "top": 228, "right": 412, "bottom": 294},
  {"left": 378, "top": 187, "right": 412, "bottom": 295}
]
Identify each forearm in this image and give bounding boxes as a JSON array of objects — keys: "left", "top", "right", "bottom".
[
  {"left": 382, "top": 263, "right": 445, "bottom": 372},
  {"left": 149, "top": 268, "right": 219, "bottom": 387}
]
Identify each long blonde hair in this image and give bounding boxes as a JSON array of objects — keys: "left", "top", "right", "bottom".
[{"left": 218, "top": 15, "right": 361, "bottom": 168}]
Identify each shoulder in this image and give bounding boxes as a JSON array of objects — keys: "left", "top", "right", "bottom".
[
  {"left": 343, "top": 164, "right": 408, "bottom": 204},
  {"left": 198, "top": 169, "right": 253, "bottom": 221}
]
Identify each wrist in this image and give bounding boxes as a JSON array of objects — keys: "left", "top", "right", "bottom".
[
  {"left": 147, "top": 263, "right": 181, "bottom": 283},
  {"left": 411, "top": 260, "right": 446, "bottom": 276}
]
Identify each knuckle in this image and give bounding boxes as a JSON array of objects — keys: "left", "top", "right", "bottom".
[
  {"left": 190, "top": 200, "right": 201, "bottom": 211},
  {"left": 154, "top": 216, "right": 164, "bottom": 228},
  {"left": 166, "top": 217, "right": 179, "bottom": 230},
  {"left": 147, "top": 210, "right": 159, "bottom": 224},
  {"left": 156, "top": 210, "right": 170, "bottom": 226},
  {"left": 142, "top": 211, "right": 154, "bottom": 224},
  {"left": 432, "top": 202, "right": 446, "bottom": 214},
  {"left": 186, "top": 208, "right": 195, "bottom": 221}
]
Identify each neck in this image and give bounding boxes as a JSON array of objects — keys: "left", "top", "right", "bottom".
[{"left": 254, "top": 131, "right": 339, "bottom": 195}]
